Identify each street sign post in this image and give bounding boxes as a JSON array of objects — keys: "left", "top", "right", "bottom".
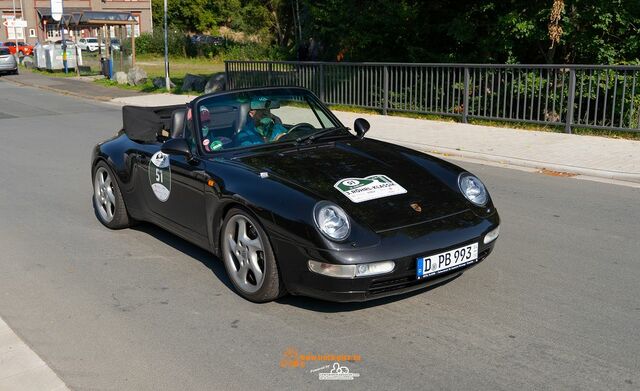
[
  {"left": 163, "top": 0, "right": 170, "bottom": 91},
  {"left": 51, "top": 0, "right": 63, "bottom": 21},
  {"left": 51, "top": 0, "right": 67, "bottom": 73}
]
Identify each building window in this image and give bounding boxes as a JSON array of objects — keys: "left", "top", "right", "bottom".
[{"left": 126, "top": 14, "right": 140, "bottom": 37}]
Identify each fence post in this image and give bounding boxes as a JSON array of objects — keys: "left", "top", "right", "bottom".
[
  {"left": 565, "top": 68, "right": 576, "bottom": 134},
  {"left": 268, "top": 62, "right": 273, "bottom": 86},
  {"left": 224, "top": 61, "right": 229, "bottom": 90},
  {"left": 462, "top": 67, "right": 470, "bottom": 123},
  {"left": 383, "top": 65, "right": 389, "bottom": 115},
  {"left": 319, "top": 63, "right": 325, "bottom": 101}
]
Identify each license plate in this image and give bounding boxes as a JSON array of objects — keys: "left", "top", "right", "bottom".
[{"left": 416, "top": 243, "right": 478, "bottom": 279}]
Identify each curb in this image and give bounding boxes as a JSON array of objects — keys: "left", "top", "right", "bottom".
[
  {"left": 374, "top": 137, "right": 640, "bottom": 184},
  {"left": 3, "top": 75, "right": 134, "bottom": 102},
  {"left": 0, "top": 317, "right": 70, "bottom": 391}
]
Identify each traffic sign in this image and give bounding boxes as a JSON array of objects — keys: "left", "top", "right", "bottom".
[
  {"left": 51, "top": 0, "right": 63, "bottom": 22},
  {"left": 2, "top": 19, "right": 27, "bottom": 28}
]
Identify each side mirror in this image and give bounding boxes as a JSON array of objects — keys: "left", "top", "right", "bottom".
[
  {"left": 354, "top": 118, "right": 370, "bottom": 139},
  {"left": 161, "top": 138, "right": 194, "bottom": 161}
]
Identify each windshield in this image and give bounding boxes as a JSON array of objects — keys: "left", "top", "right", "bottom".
[
  {"left": 87, "top": 38, "right": 98, "bottom": 43},
  {"left": 194, "top": 89, "right": 341, "bottom": 153},
  {"left": 0, "top": 48, "right": 10, "bottom": 55}
]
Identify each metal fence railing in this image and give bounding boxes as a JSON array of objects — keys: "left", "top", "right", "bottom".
[{"left": 225, "top": 61, "right": 640, "bottom": 133}]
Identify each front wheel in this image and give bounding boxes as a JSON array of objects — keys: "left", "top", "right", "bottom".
[
  {"left": 92, "top": 161, "right": 131, "bottom": 229},
  {"left": 221, "top": 208, "right": 285, "bottom": 302}
]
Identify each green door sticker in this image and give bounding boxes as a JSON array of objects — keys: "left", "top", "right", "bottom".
[
  {"left": 148, "top": 151, "right": 171, "bottom": 202},
  {"left": 334, "top": 174, "right": 407, "bottom": 203}
]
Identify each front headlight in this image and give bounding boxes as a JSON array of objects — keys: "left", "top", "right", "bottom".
[
  {"left": 458, "top": 173, "right": 488, "bottom": 206},
  {"left": 313, "top": 201, "right": 351, "bottom": 241}
]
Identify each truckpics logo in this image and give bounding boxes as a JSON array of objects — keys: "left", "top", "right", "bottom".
[
  {"left": 280, "top": 347, "right": 362, "bottom": 381},
  {"left": 334, "top": 174, "right": 407, "bottom": 203},
  {"left": 317, "top": 362, "right": 360, "bottom": 381}
]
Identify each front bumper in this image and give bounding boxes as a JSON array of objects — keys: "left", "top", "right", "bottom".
[{"left": 274, "top": 210, "right": 499, "bottom": 302}]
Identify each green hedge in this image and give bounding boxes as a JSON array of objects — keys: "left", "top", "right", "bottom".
[
  {"left": 121, "top": 31, "right": 286, "bottom": 60},
  {"left": 122, "top": 30, "right": 188, "bottom": 56}
]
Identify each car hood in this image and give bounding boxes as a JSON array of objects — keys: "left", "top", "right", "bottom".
[{"left": 236, "top": 138, "right": 470, "bottom": 232}]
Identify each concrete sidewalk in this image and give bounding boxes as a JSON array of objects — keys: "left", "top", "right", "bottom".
[
  {"left": 2, "top": 69, "right": 141, "bottom": 101},
  {"left": 0, "top": 317, "right": 69, "bottom": 391},
  {"left": 111, "top": 93, "right": 640, "bottom": 184}
]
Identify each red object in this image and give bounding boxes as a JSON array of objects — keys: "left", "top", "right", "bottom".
[
  {"left": 1, "top": 42, "right": 17, "bottom": 55},
  {"left": 1, "top": 42, "right": 33, "bottom": 56},
  {"left": 18, "top": 43, "right": 33, "bottom": 56}
]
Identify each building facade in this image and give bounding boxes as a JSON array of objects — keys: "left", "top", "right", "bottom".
[{"left": 0, "top": 0, "right": 152, "bottom": 44}]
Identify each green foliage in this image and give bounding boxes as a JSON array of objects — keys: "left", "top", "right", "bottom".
[
  {"left": 123, "top": 30, "right": 188, "bottom": 56},
  {"left": 144, "top": 0, "right": 640, "bottom": 64},
  {"left": 222, "top": 42, "right": 288, "bottom": 61},
  {"left": 301, "top": 0, "right": 640, "bottom": 64},
  {"left": 152, "top": 0, "right": 241, "bottom": 33}
]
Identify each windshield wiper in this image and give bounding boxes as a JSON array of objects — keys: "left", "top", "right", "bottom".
[{"left": 295, "top": 126, "right": 349, "bottom": 145}]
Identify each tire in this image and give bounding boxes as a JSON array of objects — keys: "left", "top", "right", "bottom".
[
  {"left": 220, "top": 208, "right": 285, "bottom": 302},
  {"left": 12, "top": 69, "right": 18, "bottom": 75},
  {"left": 92, "top": 161, "right": 131, "bottom": 229}
]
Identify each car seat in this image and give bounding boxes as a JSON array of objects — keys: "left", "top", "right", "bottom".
[
  {"left": 235, "top": 102, "right": 251, "bottom": 134},
  {"left": 170, "top": 109, "right": 186, "bottom": 138}
]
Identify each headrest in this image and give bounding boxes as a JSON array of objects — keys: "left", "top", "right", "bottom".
[
  {"left": 170, "top": 109, "right": 186, "bottom": 139},
  {"left": 236, "top": 102, "right": 251, "bottom": 134}
]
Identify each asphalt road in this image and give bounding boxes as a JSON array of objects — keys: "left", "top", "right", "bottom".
[{"left": 0, "top": 80, "right": 639, "bottom": 391}]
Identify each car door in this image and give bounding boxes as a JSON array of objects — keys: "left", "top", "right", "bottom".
[{"left": 135, "top": 146, "right": 209, "bottom": 244}]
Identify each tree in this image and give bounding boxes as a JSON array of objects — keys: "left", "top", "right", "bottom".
[{"left": 150, "top": 0, "right": 640, "bottom": 64}]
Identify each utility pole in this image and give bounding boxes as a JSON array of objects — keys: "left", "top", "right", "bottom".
[
  {"left": 51, "top": 0, "right": 65, "bottom": 72},
  {"left": 61, "top": 17, "right": 67, "bottom": 73},
  {"left": 163, "top": 0, "right": 170, "bottom": 92},
  {"left": 19, "top": 0, "right": 23, "bottom": 40},
  {"left": 12, "top": 0, "right": 18, "bottom": 59}
]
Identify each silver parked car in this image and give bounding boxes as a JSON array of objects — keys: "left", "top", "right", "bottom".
[{"left": 0, "top": 47, "right": 18, "bottom": 75}]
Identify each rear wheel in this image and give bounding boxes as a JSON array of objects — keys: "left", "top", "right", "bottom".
[
  {"left": 221, "top": 208, "right": 285, "bottom": 302},
  {"left": 92, "top": 161, "right": 131, "bottom": 229}
]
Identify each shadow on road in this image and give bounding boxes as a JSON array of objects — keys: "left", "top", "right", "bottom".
[
  {"left": 276, "top": 275, "right": 460, "bottom": 313},
  {"left": 127, "top": 221, "right": 460, "bottom": 312},
  {"left": 130, "top": 223, "right": 235, "bottom": 293}
]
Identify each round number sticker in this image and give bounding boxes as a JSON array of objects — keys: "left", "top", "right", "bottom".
[
  {"left": 343, "top": 179, "right": 360, "bottom": 187},
  {"left": 148, "top": 151, "right": 171, "bottom": 202}
]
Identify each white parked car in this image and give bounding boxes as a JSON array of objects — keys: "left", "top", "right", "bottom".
[{"left": 77, "top": 38, "right": 104, "bottom": 52}]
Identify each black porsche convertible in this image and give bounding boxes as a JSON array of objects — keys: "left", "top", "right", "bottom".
[{"left": 91, "top": 87, "right": 500, "bottom": 302}]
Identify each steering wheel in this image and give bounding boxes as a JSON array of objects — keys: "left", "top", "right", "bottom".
[{"left": 275, "top": 123, "right": 315, "bottom": 141}]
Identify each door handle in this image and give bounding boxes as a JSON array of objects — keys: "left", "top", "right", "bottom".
[
  {"left": 135, "top": 153, "right": 148, "bottom": 164},
  {"left": 192, "top": 170, "right": 210, "bottom": 182}
]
